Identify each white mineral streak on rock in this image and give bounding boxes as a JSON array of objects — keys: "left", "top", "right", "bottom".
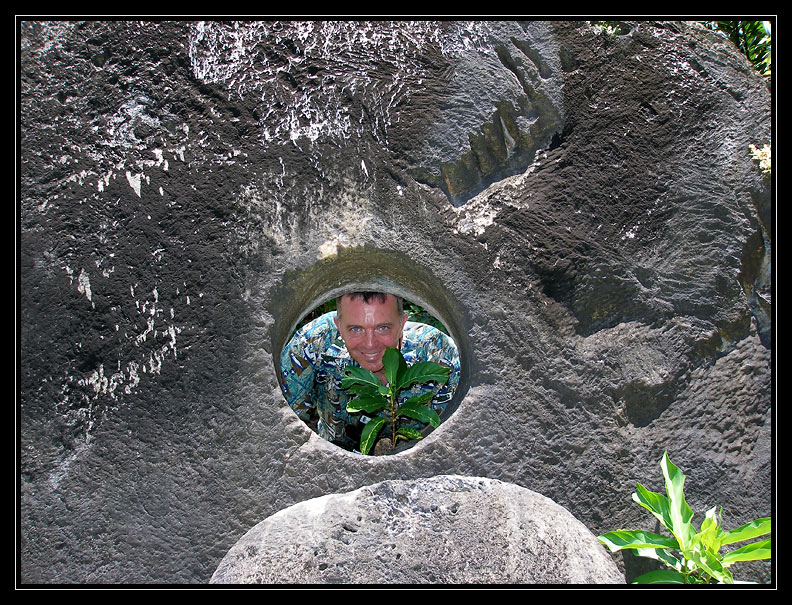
[
  {"left": 77, "top": 268, "right": 93, "bottom": 306},
  {"left": 187, "top": 21, "right": 487, "bottom": 151},
  {"left": 58, "top": 281, "right": 186, "bottom": 430},
  {"left": 126, "top": 170, "right": 142, "bottom": 197}
]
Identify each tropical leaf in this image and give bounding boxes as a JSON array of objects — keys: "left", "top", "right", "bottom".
[
  {"left": 633, "top": 482, "right": 674, "bottom": 534},
  {"left": 660, "top": 451, "right": 695, "bottom": 550},
  {"left": 342, "top": 366, "right": 382, "bottom": 392},
  {"left": 345, "top": 394, "right": 387, "bottom": 414},
  {"left": 397, "top": 400, "right": 441, "bottom": 428},
  {"left": 383, "top": 347, "right": 407, "bottom": 388},
  {"left": 697, "top": 506, "right": 726, "bottom": 554},
  {"left": 632, "top": 569, "right": 687, "bottom": 584},
  {"left": 359, "top": 416, "right": 386, "bottom": 455},
  {"left": 395, "top": 360, "right": 450, "bottom": 392},
  {"left": 396, "top": 426, "right": 423, "bottom": 441},
  {"left": 688, "top": 534, "right": 733, "bottom": 583},
  {"left": 633, "top": 547, "right": 683, "bottom": 571},
  {"left": 598, "top": 529, "right": 679, "bottom": 552},
  {"left": 722, "top": 540, "right": 772, "bottom": 566},
  {"left": 721, "top": 517, "right": 771, "bottom": 545},
  {"left": 404, "top": 391, "right": 435, "bottom": 406}
]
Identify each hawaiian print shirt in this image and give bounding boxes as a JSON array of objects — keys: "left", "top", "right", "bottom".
[{"left": 279, "top": 311, "right": 461, "bottom": 451}]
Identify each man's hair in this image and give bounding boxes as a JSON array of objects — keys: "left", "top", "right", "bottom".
[{"left": 336, "top": 291, "right": 404, "bottom": 318}]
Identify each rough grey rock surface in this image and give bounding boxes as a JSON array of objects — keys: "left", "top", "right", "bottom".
[
  {"left": 210, "top": 475, "right": 624, "bottom": 584},
  {"left": 19, "top": 21, "right": 772, "bottom": 584}
]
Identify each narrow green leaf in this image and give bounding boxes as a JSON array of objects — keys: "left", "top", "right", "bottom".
[
  {"left": 631, "top": 569, "right": 687, "bottom": 584},
  {"left": 633, "top": 483, "right": 674, "bottom": 534},
  {"left": 397, "top": 400, "right": 441, "bottom": 428},
  {"left": 342, "top": 382, "right": 379, "bottom": 398},
  {"left": 634, "top": 547, "right": 684, "bottom": 571},
  {"left": 394, "top": 360, "right": 450, "bottom": 392},
  {"left": 722, "top": 517, "right": 771, "bottom": 545},
  {"left": 359, "top": 416, "right": 386, "bottom": 455},
  {"left": 345, "top": 394, "right": 388, "bottom": 414},
  {"left": 598, "top": 529, "right": 679, "bottom": 552},
  {"left": 722, "top": 540, "right": 771, "bottom": 565},
  {"left": 383, "top": 347, "right": 406, "bottom": 389},
  {"left": 396, "top": 426, "right": 423, "bottom": 441},
  {"left": 688, "top": 534, "right": 733, "bottom": 584},
  {"left": 404, "top": 391, "right": 435, "bottom": 406},
  {"left": 342, "top": 366, "right": 383, "bottom": 392},
  {"left": 697, "top": 506, "right": 725, "bottom": 554},
  {"left": 660, "top": 451, "right": 695, "bottom": 550}
]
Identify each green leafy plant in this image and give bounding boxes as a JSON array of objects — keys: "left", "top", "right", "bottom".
[
  {"left": 341, "top": 347, "right": 450, "bottom": 455},
  {"left": 404, "top": 301, "right": 449, "bottom": 335},
  {"left": 702, "top": 20, "right": 772, "bottom": 77},
  {"left": 598, "top": 451, "right": 771, "bottom": 584}
]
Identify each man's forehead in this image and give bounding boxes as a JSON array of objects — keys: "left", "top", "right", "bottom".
[
  {"left": 340, "top": 292, "right": 395, "bottom": 307},
  {"left": 338, "top": 293, "right": 399, "bottom": 317}
]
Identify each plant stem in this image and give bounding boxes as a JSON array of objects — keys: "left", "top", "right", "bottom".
[{"left": 390, "top": 392, "right": 396, "bottom": 446}]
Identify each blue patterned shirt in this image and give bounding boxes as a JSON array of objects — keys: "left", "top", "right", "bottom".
[{"left": 279, "top": 311, "right": 460, "bottom": 450}]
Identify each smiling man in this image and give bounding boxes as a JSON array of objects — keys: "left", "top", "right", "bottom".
[{"left": 279, "top": 292, "right": 460, "bottom": 452}]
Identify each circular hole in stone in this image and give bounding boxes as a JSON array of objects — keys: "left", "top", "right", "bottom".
[{"left": 270, "top": 246, "right": 471, "bottom": 455}]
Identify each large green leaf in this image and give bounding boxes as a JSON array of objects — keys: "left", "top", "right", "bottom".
[
  {"left": 397, "top": 400, "right": 441, "bottom": 428},
  {"left": 404, "top": 391, "right": 435, "bottom": 406},
  {"left": 342, "top": 366, "right": 383, "bottom": 393},
  {"left": 359, "top": 416, "right": 386, "bottom": 455},
  {"left": 396, "top": 426, "right": 423, "bottom": 441},
  {"left": 633, "top": 482, "right": 674, "bottom": 535},
  {"left": 383, "top": 347, "right": 407, "bottom": 389},
  {"left": 345, "top": 394, "right": 387, "bottom": 414},
  {"left": 660, "top": 452, "right": 695, "bottom": 551},
  {"left": 598, "top": 529, "right": 679, "bottom": 552},
  {"left": 722, "top": 517, "right": 771, "bottom": 545},
  {"left": 632, "top": 569, "right": 687, "bottom": 584},
  {"left": 722, "top": 540, "right": 771, "bottom": 566},
  {"left": 634, "top": 547, "right": 683, "bottom": 571},
  {"left": 394, "top": 360, "right": 449, "bottom": 392}
]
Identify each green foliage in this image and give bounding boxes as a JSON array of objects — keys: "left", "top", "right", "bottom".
[
  {"left": 598, "top": 451, "right": 771, "bottom": 584},
  {"left": 701, "top": 20, "right": 772, "bottom": 77},
  {"left": 404, "top": 301, "right": 449, "bottom": 334},
  {"left": 342, "top": 347, "right": 449, "bottom": 455}
]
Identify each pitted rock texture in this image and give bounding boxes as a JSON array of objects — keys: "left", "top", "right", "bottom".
[
  {"left": 210, "top": 475, "right": 624, "bottom": 584},
  {"left": 19, "top": 21, "right": 772, "bottom": 584}
]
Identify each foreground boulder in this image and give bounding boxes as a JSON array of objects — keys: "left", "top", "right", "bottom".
[{"left": 211, "top": 475, "right": 624, "bottom": 584}]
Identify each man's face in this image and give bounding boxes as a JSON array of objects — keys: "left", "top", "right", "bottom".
[{"left": 334, "top": 294, "right": 407, "bottom": 380}]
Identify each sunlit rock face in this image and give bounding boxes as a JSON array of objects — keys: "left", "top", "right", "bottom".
[
  {"left": 20, "top": 21, "right": 771, "bottom": 584},
  {"left": 210, "top": 475, "right": 625, "bottom": 584}
]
